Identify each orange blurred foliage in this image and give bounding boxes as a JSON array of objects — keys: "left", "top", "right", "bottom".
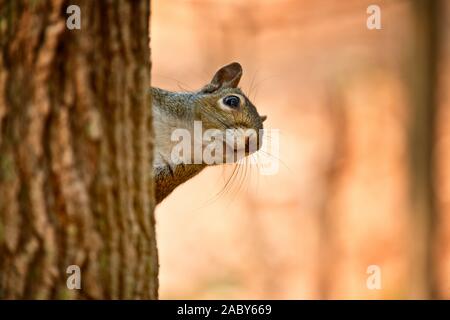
[{"left": 152, "top": 0, "right": 450, "bottom": 299}]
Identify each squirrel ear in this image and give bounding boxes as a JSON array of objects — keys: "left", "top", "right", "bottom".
[{"left": 201, "top": 62, "right": 243, "bottom": 93}]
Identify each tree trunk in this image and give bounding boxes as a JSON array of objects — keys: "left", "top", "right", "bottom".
[
  {"left": 407, "top": 0, "right": 441, "bottom": 299},
  {"left": 0, "top": 0, "right": 158, "bottom": 299}
]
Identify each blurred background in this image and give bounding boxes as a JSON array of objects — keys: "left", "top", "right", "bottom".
[{"left": 151, "top": 0, "right": 450, "bottom": 299}]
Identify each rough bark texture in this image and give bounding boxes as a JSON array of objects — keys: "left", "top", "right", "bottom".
[{"left": 0, "top": 0, "right": 158, "bottom": 299}]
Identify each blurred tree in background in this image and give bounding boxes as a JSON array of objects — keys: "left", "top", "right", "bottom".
[
  {"left": 407, "top": 0, "right": 442, "bottom": 299},
  {"left": 0, "top": 1, "right": 158, "bottom": 299}
]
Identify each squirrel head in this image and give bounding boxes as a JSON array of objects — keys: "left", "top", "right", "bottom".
[
  {"left": 193, "top": 62, "right": 267, "bottom": 158},
  {"left": 152, "top": 63, "right": 268, "bottom": 202}
]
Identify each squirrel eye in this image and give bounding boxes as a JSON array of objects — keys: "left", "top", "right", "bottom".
[{"left": 223, "top": 95, "right": 240, "bottom": 108}]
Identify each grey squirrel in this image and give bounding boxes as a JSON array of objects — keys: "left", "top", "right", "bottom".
[{"left": 152, "top": 62, "right": 267, "bottom": 204}]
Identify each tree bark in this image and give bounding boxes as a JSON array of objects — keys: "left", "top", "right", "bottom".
[{"left": 0, "top": 0, "right": 158, "bottom": 299}]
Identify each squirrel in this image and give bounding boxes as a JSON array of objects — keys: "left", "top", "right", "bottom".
[{"left": 152, "top": 62, "right": 267, "bottom": 204}]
